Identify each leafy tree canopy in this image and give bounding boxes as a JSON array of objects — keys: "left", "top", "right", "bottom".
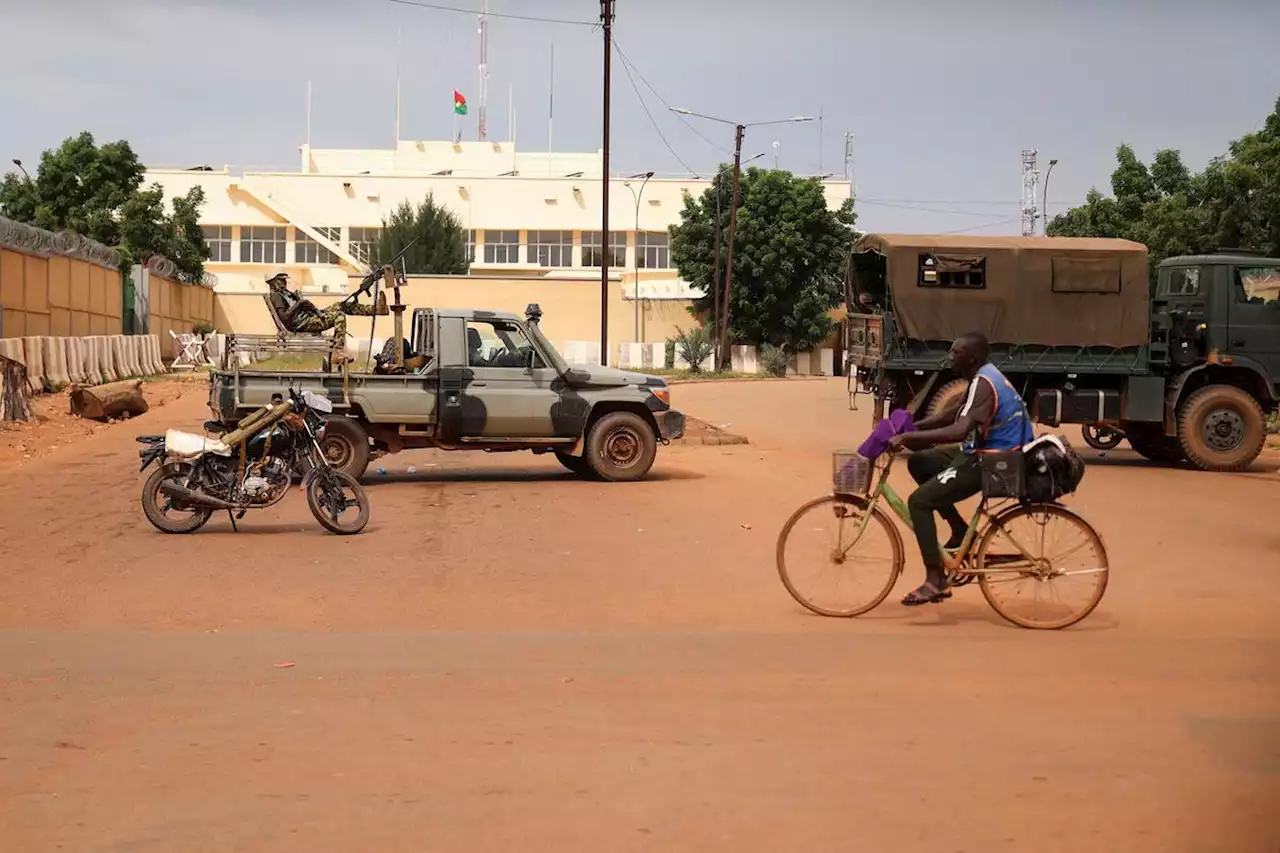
[
  {"left": 0, "top": 131, "right": 209, "bottom": 282},
  {"left": 1048, "top": 95, "right": 1280, "bottom": 274},
  {"left": 670, "top": 166, "right": 856, "bottom": 353},
  {"left": 377, "top": 195, "right": 470, "bottom": 275}
]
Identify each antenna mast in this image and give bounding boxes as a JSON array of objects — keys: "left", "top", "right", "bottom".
[
  {"left": 843, "top": 132, "right": 856, "bottom": 195},
  {"left": 477, "top": 0, "right": 489, "bottom": 141},
  {"left": 1020, "top": 148, "right": 1040, "bottom": 237}
]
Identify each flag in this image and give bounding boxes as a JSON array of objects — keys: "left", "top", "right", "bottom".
[{"left": 453, "top": 90, "right": 468, "bottom": 116}]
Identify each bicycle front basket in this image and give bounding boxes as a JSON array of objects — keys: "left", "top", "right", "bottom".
[{"left": 832, "top": 451, "right": 873, "bottom": 496}]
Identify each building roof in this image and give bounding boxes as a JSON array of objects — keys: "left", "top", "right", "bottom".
[{"left": 854, "top": 233, "right": 1148, "bottom": 254}]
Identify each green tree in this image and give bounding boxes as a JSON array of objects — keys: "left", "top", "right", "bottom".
[
  {"left": 376, "top": 195, "right": 469, "bottom": 274},
  {"left": 1048, "top": 95, "right": 1280, "bottom": 274},
  {"left": 670, "top": 166, "right": 856, "bottom": 353},
  {"left": 0, "top": 131, "right": 208, "bottom": 281}
]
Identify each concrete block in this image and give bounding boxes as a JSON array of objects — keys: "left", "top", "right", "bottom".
[
  {"left": 21, "top": 337, "right": 46, "bottom": 391},
  {"left": 0, "top": 338, "right": 24, "bottom": 366},
  {"left": 730, "top": 345, "right": 759, "bottom": 374},
  {"left": 65, "top": 338, "right": 86, "bottom": 384},
  {"left": 818, "top": 347, "right": 836, "bottom": 377},
  {"left": 617, "top": 342, "right": 642, "bottom": 369},
  {"left": 82, "top": 336, "right": 104, "bottom": 385},
  {"left": 96, "top": 337, "right": 118, "bottom": 382},
  {"left": 41, "top": 338, "right": 68, "bottom": 387},
  {"left": 674, "top": 348, "right": 715, "bottom": 372},
  {"left": 130, "top": 335, "right": 147, "bottom": 375},
  {"left": 562, "top": 340, "right": 602, "bottom": 366},
  {"left": 150, "top": 335, "right": 167, "bottom": 374}
]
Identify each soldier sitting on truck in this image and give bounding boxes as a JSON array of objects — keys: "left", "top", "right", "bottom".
[
  {"left": 266, "top": 272, "right": 387, "bottom": 345},
  {"left": 887, "top": 331, "right": 1033, "bottom": 606}
]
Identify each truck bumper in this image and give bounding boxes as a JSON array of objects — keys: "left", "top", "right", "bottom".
[{"left": 655, "top": 409, "right": 685, "bottom": 441}]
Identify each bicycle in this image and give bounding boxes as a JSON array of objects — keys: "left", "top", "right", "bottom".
[{"left": 776, "top": 450, "right": 1109, "bottom": 629}]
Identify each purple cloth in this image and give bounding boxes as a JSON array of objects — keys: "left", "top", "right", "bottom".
[{"left": 856, "top": 408, "right": 915, "bottom": 460}]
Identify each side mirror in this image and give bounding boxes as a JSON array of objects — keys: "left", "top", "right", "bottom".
[{"left": 525, "top": 349, "right": 537, "bottom": 372}]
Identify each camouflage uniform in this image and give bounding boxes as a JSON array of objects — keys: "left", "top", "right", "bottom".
[{"left": 292, "top": 301, "right": 379, "bottom": 339}]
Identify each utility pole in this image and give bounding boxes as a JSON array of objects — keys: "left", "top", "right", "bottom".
[
  {"left": 711, "top": 169, "right": 722, "bottom": 352},
  {"left": 719, "top": 124, "right": 745, "bottom": 370},
  {"left": 1020, "top": 149, "right": 1040, "bottom": 237},
  {"left": 1042, "top": 158, "right": 1058, "bottom": 235},
  {"left": 599, "top": 0, "right": 614, "bottom": 366}
]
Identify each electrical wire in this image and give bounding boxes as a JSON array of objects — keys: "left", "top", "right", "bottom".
[
  {"left": 932, "top": 217, "right": 1024, "bottom": 235},
  {"left": 614, "top": 46, "right": 702, "bottom": 177},
  {"left": 613, "top": 40, "right": 734, "bottom": 157},
  {"left": 858, "top": 199, "right": 1016, "bottom": 218},
  {"left": 384, "top": 0, "right": 597, "bottom": 26}
]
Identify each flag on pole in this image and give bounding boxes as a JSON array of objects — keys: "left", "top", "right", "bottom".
[{"left": 453, "top": 90, "right": 468, "bottom": 116}]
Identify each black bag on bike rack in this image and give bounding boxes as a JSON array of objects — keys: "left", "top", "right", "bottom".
[{"left": 1023, "top": 434, "right": 1086, "bottom": 502}]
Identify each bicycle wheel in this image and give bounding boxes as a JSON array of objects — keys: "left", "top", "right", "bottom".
[
  {"left": 776, "top": 495, "right": 904, "bottom": 617},
  {"left": 974, "top": 503, "right": 1109, "bottom": 629}
]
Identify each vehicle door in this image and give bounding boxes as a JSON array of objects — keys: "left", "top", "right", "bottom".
[
  {"left": 1226, "top": 264, "right": 1280, "bottom": 397},
  {"left": 461, "top": 318, "right": 562, "bottom": 437}
]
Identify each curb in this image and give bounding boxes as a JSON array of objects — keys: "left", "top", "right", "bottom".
[
  {"left": 667, "top": 375, "right": 833, "bottom": 386},
  {"left": 670, "top": 415, "right": 749, "bottom": 446}
]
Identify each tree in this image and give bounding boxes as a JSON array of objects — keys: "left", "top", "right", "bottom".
[
  {"left": 1048, "top": 96, "right": 1280, "bottom": 274},
  {"left": 0, "top": 131, "right": 209, "bottom": 281},
  {"left": 376, "top": 195, "right": 470, "bottom": 274},
  {"left": 670, "top": 166, "right": 856, "bottom": 354}
]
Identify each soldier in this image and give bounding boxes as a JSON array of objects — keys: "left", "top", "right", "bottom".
[
  {"left": 265, "top": 272, "right": 387, "bottom": 342},
  {"left": 856, "top": 291, "right": 882, "bottom": 315}
]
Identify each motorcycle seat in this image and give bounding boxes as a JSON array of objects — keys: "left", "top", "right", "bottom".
[{"left": 164, "top": 428, "right": 233, "bottom": 458}]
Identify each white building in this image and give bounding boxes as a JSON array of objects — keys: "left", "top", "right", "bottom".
[{"left": 145, "top": 140, "right": 853, "bottom": 299}]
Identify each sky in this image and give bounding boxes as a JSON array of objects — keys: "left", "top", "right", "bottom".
[{"left": 1, "top": 0, "right": 1278, "bottom": 233}]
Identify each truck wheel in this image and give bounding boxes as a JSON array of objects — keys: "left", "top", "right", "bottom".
[
  {"left": 1176, "top": 384, "right": 1266, "bottom": 472},
  {"left": 554, "top": 451, "right": 595, "bottom": 478},
  {"left": 926, "top": 378, "right": 969, "bottom": 419},
  {"left": 585, "top": 411, "right": 658, "bottom": 482},
  {"left": 319, "top": 416, "right": 371, "bottom": 480},
  {"left": 1127, "top": 430, "right": 1185, "bottom": 465}
]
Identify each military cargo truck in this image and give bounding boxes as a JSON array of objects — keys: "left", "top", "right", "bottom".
[
  {"left": 207, "top": 303, "right": 685, "bottom": 482},
  {"left": 845, "top": 234, "right": 1280, "bottom": 471}
]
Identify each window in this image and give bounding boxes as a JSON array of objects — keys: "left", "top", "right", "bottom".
[
  {"left": 295, "top": 228, "right": 338, "bottom": 264},
  {"left": 483, "top": 230, "right": 520, "bottom": 264},
  {"left": 1162, "top": 267, "right": 1201, "bottom": 296},
  {"left": 583, "top": 231, "right": 626, "bottom": 267},
  {"left": 239, "top": 226, "right": 287, "bottom": 264},
  {"left": 637, "top": 232, "right": 671, "bottom": 269},
  {"left": 465, "top": 229, "right": 476, "bottom": 263},
  {"left": 465, "top": 319, "right": 543, "bottom": 368},
  {"left": 201, "top": 226, "right": 232, "bottom": 262},
  {"left": 528, "top": 230, "right": 572, "bottom": 267},
  {"left": 917, "top": 253, "right": 985, "bottom": 289},
  {"left": 1235, "top": 266, "right": 1280, "bottom": 305},
  {"left": 348, "top": 227, "right": 382, "bottom": 265}
]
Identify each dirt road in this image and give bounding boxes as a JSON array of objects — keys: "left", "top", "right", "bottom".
[{"left": 1, "top": 378, "right": 1276, "bottom": 852}]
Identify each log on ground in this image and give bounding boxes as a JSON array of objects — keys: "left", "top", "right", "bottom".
[
  {"left": 0, "top": 355, "right": 35, "bottom": 422},
  {"left": 69, "top": 379, "right": 149, "bottom": 422}
]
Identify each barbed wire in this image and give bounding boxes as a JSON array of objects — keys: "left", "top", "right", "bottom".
[
  {"left": 144, "top": 254, "right": 218, "bottom": 289},
  {"left": 0, "top": 216, "right": 123, "bottom": 269}
]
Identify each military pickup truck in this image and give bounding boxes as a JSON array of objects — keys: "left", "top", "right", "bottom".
[
  {"left": 207, "top": 303, "right": 685, "bottom": 482},
  {"left": 845, "top": 234, "right": 1280, "bottom": 472}
]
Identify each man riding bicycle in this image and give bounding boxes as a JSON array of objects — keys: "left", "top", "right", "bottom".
[{"left": 887, "top": 331, "right": 1033, "bottom": 606}]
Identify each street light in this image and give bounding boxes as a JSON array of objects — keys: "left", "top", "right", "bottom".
[
  {"left": 623, "top": 170, "right": 655, "bottom": 347},
  {"left": 670, "top": 108, "right": 814, "bottom": 368},
  {"left": 11, "top": 158, "right": 31, "bottom": 181},
  {"left": 1042, "top": 158, "right": 1059, "bottom": 235}
]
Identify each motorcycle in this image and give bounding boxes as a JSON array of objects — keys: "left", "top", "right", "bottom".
[{"left": 136, "top": 387, "right": 370, "bottom": 535}]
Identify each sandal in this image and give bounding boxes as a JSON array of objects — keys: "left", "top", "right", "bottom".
[{"left": 901, "top": 581, "right": 952, "bottom": 606}]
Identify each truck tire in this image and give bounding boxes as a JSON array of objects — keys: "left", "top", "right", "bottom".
[
  {"left": 926, "top": 378, "right": 970, "bottom": 419},
  {"left": 585, "top": 411, "right": 658, "bottom": 482},
  {"left": 1126, "top": 428, "right": 1185, "bottom": 465},
  {"left": 319, "top": 416, "right": 371, "bottom": 480},
  {"left": 1176, "top": 384, "right": 1266, "bottom": 472},
  {"left": 554, "top": 450, "right": 595, "bottom": 478}
]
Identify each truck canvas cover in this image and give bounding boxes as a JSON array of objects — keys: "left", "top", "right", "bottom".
[{"left": 854, "top": 234, "right": 1150, "bottom": 348}]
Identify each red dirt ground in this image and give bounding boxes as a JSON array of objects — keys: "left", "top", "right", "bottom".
[{"left": 0, "top": 378, "right": 1277, "bottom": 852}]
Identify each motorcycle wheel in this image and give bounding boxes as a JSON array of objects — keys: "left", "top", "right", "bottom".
[
  {"left": 305, "top": 468, "right": 370, "bottom": 535},
  {"left": 141, "top": 463, "right": 214, "bottom": 534},
  {"left": 1081, "top": 425, "right": 1124, "bottom": 450}
]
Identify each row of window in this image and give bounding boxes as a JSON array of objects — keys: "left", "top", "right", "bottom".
[{"left": 200, "top": 226, "right": 671, "bottom": 269}]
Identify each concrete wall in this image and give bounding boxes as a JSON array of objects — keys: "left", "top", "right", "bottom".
[
  {"left": 148, "top": 272, "right": 215, "bottom": 336},
  {"left": 0, "top": 248, "right": 123, "bottom": 339}
]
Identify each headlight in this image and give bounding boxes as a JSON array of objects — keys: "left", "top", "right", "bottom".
[{"left": 650, "top": 386, "right": 670, "bottom": 406}]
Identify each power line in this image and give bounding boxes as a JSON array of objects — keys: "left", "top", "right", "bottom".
[
  {"left": 859, "top": 197, "right": 1076, "bottom": 206},
  {"left": 858, "top": 199, "right": 1016, "bottom": 218},
  {"left": 614, "top": 43, "right": 701, "bottom": 177},
  {"left": 933, "top": 217, "right": 1023, "bottom": 235},
  {"left": 384, "top": 0, "right": 595, "bottom": 26},
  {"left": 613, "top": 40, "right": 734, "bottom": 157}
]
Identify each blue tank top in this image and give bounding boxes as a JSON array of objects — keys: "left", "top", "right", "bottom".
[{"left": 962, "top": 363, "right": 1034, "bottom": 453}]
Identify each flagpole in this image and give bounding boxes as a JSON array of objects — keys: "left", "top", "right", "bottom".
[
  {"left": 548, "top": 42, "right": 555, "bottom": 161},
  {"left": 394, "top": 27, "right": 402, "bottom": 144}
]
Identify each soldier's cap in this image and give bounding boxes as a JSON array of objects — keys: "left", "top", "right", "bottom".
[{"left": 265, "top": 271, "right": 289, "bottom": 283}]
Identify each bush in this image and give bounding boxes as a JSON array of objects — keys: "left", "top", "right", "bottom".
[
  {"left": 193, "top": 322, "right": 216, "bottom": 337},
  {"left": 673, "top": 327, "right": 715, "bottom": 373},
  {"left": 760, "top": 344, "right": 791, "bottom": 377},
  {"left": 663, "top": 339, "right": 676, "bottom": 369}
]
